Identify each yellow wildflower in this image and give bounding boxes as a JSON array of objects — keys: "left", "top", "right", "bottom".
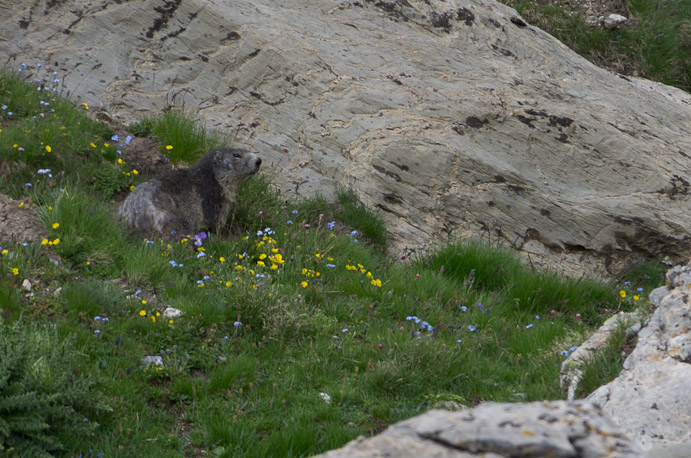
[
  {"left": 219, "top": 257, "right": 226, "bottom": 263},
  {"left": 226, "top": 281, "right": 232, "bottom": 287},
  {"left": 142, "top": 300, "right": 147, "bottom": 305},
  {"left": 132, "top": 169, "right": 139, "bottom": 175},
  {"left": 117, "top": 158, "right": 123, "bottom": 164},
  {"left": 139, "top": 310, "right": 147, "bottom": 317},
  {"left": 82, "top": 103, "right": 89, "bottom": 110},
  {"left": 619, "top": 290, "right": 626, "bottom": 298},
  {"left": 45, "top": 145, "right": 52, "bottom": 153},
  {"left": 18, "top": 202, "right": 24, "bottom": 208},
  {"left": 52, "top": 238, "right": 60, "bottom": 245},
  {"left": 257, "top": 261, "right": 265, "bottom": 267},
  {"left": 270, "top": 264, "right": 278, "bottom": 271},
  {"left": 90, "top": 142, "right": 97, "bottom": 148},
  {"left": 129, "top": 185, "right": 135, "bottom": 191},
  {"left": 1, "top": 249, "right": 8, "bottom": 256},
  {"left": 634, "top": 295, "right": 640, "bottom": 301},
  {"left": 52, "top": 222, "right": 59, "bottom": 229},
  {"left": 300, "top": 281, "right": 308, "bottom": 288},
  {"left": 12, "top": 268, "right": 19, "bottom": 276},
  {"left": 166, "top": 145, "right": 173, "bottom": 150},
  {"left": 41, "top": 239, "right": 49, "bottom": 246}
]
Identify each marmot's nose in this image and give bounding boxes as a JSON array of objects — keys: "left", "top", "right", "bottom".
[{"left": 256, "top": 157, "right": 262, "bottom": 167}]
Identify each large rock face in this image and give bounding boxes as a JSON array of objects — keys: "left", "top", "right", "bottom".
[{"left": 3, "top": 0, "right": 690, "bottom": 275}]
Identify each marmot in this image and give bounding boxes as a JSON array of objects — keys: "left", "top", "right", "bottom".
[{"left": 118, "top": 147, "right": 261, "bottom": 235}]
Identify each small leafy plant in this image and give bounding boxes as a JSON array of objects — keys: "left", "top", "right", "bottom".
[{"left": 0, "top": 316, "right": 111, "bottom": 457}]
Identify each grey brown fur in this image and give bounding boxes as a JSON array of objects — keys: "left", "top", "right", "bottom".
[{"left": 118, "top": 148, "right": 261, "bottom": 235}]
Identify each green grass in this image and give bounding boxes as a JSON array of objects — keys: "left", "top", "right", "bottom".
[
  {"left": 129, "top": 110, "right": 231, "bottom": 165},
  {"left": 0, "top": 70, "right": 665, "bottom": 457},
  {"left": 499, "top": 0, "right": 691, "bottom": 92}
]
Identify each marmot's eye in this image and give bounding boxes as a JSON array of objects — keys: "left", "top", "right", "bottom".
[{"left": 233, "top": 153, "right": 241, "bottom": 158}]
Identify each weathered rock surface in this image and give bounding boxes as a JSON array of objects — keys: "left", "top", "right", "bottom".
[
  {"left": 2, "top": 0, "right": 691, "bottom": 276},
  {"left": 316, "top": 401, "right": 643, "bottom": 457},
  {"left": 587, "top": 262, "right": 691, "bottom": 451}
]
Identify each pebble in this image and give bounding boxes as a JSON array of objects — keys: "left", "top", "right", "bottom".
[
  {"left": 163, "top": 307, "right": 183, "bottom": 318},
  {"left": 141, "top": 356, "right": 164, "bottom": 367}
]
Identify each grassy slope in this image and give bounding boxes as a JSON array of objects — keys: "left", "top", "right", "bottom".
[
  {"left": 0, "top": 60, "right": 666, "bottom": 457},
  {"left": 498, "top": 0, "right": 691, "bottom": 92}
]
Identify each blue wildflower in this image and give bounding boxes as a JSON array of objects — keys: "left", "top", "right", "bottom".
[
  {"left": 327, "top": 221, "right": 336, "bottom": 230},
  {"left": 468, "top": 325, "right": 476, "bottom": 332},
  {"left": 561, "top": 350, "right": 570, "bottom": 356},
  {"left": 569, "top": 346, "right": 579, "bottom": 352},
  {"left": 292, "top": 209, "right": 298, "bottom": 215},
  {"left": 525, "top": 324, "right": 534, "bottom": 329},
  {"left": 457, "top": 339, "right": 462, "bottom": 343},
  {"left": 197, "top": 251, "right": 206, "bottom": 258},
  {"left": 460, "top": 305, "right": 467, "bottom": 312},
  {"left": 111, "top": 134, "right": 119, "bottom": 141},
  {"left": 326, "top": 263, "right": 336, "bottom": 268},
  {"left": 234, "top": 321, "right": 243, "bottom": 327},
  {"left": 125, "top": 135, "right": 133, "bottom": 144},
  {"left": 342, "top": 328, "right": 348, "bottom": 333}
]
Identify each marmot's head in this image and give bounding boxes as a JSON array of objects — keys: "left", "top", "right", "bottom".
[{"left": 213, "top": 148, "right": 262, "bottom": 183}]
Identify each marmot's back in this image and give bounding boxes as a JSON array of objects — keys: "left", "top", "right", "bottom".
[{"left": 118, "top": 148, "right": 261, "bottom": 235}]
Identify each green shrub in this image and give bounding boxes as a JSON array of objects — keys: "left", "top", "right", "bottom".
[{"left": 0, "top": 316, "right": 111, "bottom": 457}]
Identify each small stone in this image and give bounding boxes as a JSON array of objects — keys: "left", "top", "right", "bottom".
[
  {"left": 319, "top": 392, "right": 332, "bottom": 404},
  {"left": 53, "top": 287, "right": 62, "bottom": 298},
  {"left": 163, "top": 307, "right": 183, "bottom": 318},
  {"left": 21, "top": 279, "right": 32, "bottom": 291},
  {"left": 604, "top": 14, "right": 627, "bottom": 29},
  {"left": 141, "top": 355, "right": 164, "bottom": 367}
]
